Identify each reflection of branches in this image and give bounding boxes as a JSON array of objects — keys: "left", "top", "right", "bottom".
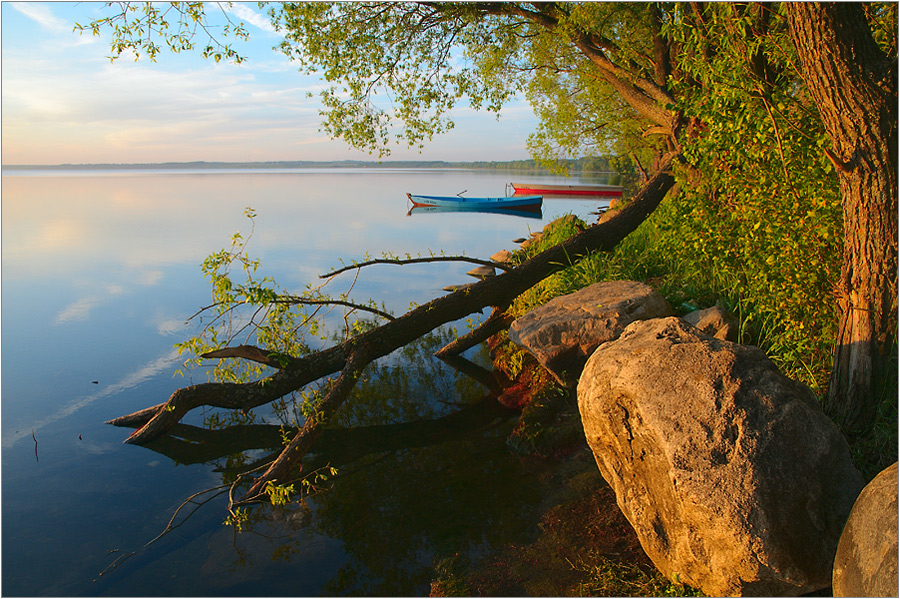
[
  {"left": 437, "top": 354, "right": 505, "bottom": 394},
  {"left": 95, "top": 459, "right": 335, "bottom": 583},
  {"left": 98, "top": 392, "right": 516, "bottom": 579},
  {"left": 124, "top": 397, "right": 516, "bottom": 470}
]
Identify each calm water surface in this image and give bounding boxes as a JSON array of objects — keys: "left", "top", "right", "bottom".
[{"left": 1, "top": 168, "right": 610, "bottom": 596}]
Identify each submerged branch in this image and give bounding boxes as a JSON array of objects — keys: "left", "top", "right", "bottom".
[
  {"left": 121, "top": 397, "right": 514, "bottom": 468},
  {"left": 94, "top": 484, "right": 230, "bottom": 581},
  {"left": 240, "top": 345, "right": 373, "bottom": 503}
]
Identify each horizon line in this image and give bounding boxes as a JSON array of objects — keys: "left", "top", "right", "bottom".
[
  {"left": 1, "top": 157, "right": 613, "bottom": 170},
  {"left": 2, "top": 158, "right": 537, "bottom": 168}
]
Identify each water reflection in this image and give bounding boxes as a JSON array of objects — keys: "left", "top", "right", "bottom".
[
  {"left": 3, "top": 349, "right": 180, "bottom": 449},
  {"left": 107, "top": 328, "right": 557, "bottom": 596},
  {"left": 407, "top": 204, "right": 543, "bottom": 219},
  {"left": 128, "top": 329, "right": 508, "bottom": 472},
  {"left": 136, "top": 380, "right": 514, "bottom": 470},
  {"left": 2, "top": 168, "right": 608, "bottom": 596}
]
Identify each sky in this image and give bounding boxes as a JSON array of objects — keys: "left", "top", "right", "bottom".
[{"left": 0, "top": 2, "right": 538, "bottom": 165}]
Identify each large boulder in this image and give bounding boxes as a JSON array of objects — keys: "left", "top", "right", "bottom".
[
  {"left": 577, "top": 317, "right": 864, "bottom": 596},
  {"left": 508, "top": 281, "right": 671, "bottom": 387},
  {"left": 833, "top": 461, "right": 898, "bottom": 597}
]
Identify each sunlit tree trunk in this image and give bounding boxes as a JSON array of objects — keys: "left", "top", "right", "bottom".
[{"left": 787, "top": 3, "right": 898, "bottom": 433}]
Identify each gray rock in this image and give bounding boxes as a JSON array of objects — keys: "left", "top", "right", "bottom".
[
  {"left": 577, "top": 317, "right": 864, "bottom": 596},
  {"left": 833, "top": 461, "right": 898, "bottom": 597},
  {"left": 508, "top": 281, "right": 671, "bottom": 386},
  {"left": 490, "top": 249, "right": 513, "bottom": 264},
  {"left": 683, "top": 305, "right": 740, "bottom": 342}
]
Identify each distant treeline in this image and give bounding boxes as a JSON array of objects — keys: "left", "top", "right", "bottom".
[{"left": 3, "top": 157, "right": 620, "bottom": 174}]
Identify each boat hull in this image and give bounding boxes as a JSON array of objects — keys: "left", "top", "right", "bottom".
[
  {"left": 407, "top": 193, "right": 543, "bottom": 210},
  {"left": 510, "top": 183, "right": 622, "bottom": 197}
]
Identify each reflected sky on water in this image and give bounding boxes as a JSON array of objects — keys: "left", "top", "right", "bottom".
[{"left": 1, "top": 168, "right": 609, "bottom": 595}]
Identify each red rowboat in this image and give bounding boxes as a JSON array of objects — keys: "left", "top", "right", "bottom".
[{"left": 510, "top": 182, "right": 623, "bottom": 197}]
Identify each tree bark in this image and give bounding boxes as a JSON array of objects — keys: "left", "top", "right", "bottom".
[{"left": 786, "top": 3, "right": 898, "bottom": 433}]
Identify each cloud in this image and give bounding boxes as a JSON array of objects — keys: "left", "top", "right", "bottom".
[
  {"left": 0, "top": 0, "right": 536, "bottom": 164},
  {"left": 3, "top": 51, "right": 323, "bottom": 163},
  {"left": 157, "top": 317, "right": 189, "bottom": 336},
  {"left": 55, "top": 296, "right": 100, "bottom": 323},
  {"left": 139, "top": 270, "right": 164, "bottom": 286},
  {"left": 227, "top": 3, "right": 277, "bottom": 34},
  {"left": 8, "top": 2, "right": 68, "bottom": 32},
  {"left": 55, "top": 283, "right": 125, "bottom": 324}
]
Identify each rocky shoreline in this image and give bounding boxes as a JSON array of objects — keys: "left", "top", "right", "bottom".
[{"left": 446, "top": 216, "right": 898, "bottom": 597}]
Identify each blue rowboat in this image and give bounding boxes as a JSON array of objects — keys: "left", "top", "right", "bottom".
[{"left": 407, "top": 193, "right": 543, "bottom": 211}]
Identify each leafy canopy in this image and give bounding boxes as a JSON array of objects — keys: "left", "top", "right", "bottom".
[{"left": 75, "top": 1, "right": 250, "bottom": 63}]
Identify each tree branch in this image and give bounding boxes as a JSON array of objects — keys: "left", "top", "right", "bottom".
[
  {"left": 321, "top": 254, "right": 513, "bottom": 278},
  {"left": 201, "top": 344, "right": 290, "bottom": 368},
  {"left": 116, "top": 397, "right": 515, "bottom": 468},
  {"left": 435, "top": 305, "right": 514, "bottom": 358},
  {"left": 274, "top": 297, "right": 396, "bottom": 321},
  {"left": 447, "top": 1, "right": 677, "bottom": 134},
  {"left": 239, "top": 344, "right": 373, "bottom": 503}
]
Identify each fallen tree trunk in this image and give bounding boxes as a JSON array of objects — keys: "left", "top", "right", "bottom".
[{"left": 109, "top": 156, "right": 677, "bottom": 502}]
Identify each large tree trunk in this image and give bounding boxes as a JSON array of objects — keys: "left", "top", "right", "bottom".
[{"left": 786, "top": 3, "right": 898, "bottom": 433}]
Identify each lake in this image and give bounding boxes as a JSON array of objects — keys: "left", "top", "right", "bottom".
[{"left": 1, "top": 168, "right": 612, "bottom": 596}]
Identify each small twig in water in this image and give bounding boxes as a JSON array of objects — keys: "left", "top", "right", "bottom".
[
  {"left": 93, "top": 483, "right": 231, "bottom": 581},
  {"left": 32, "top": 429, "right": 38, "bottom": 462}
]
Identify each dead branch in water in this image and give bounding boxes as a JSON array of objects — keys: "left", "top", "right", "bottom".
[{"left": 108, "top": 157, "right": 677, "bottom": 505}]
